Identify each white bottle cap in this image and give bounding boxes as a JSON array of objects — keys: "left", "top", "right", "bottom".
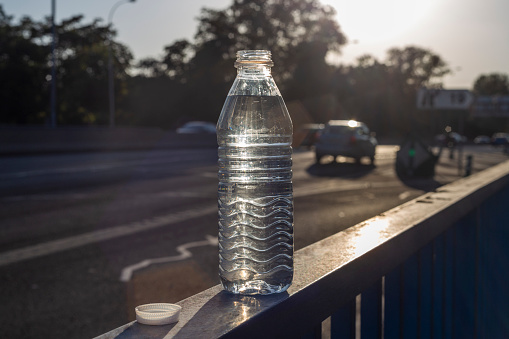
[{"left": 135, "top": 303, "right": 182, "bottom": 325}]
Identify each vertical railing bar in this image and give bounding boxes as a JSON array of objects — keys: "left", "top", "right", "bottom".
[
  {"left": 315, "top": 323, "right": 322, "bottom": 339},
  {"left": 474, "top": 207, "right": 481, "bottom": 339},
  {"left": 431, "top": 239, "right": 436, "bottom": 339},
  {"left": 442, "top": 231, "right": 447, "bottom": 339},
  {"left": 380, "top": 276, "right": 385, "bottom": 339},
  {"left": 417, "top": 250, "right": 422, "bottom": 339},
  {"left": 479, "top": 203, "right": 486, "bottom": 338},
  {"left": 419, "top": 243, "right": 433, "bottom": 339},
  {"left": 360, "top": 279, "right": 383, "bottom": 339},
  {"left": 301, "top": 322, "right": 322, "bottom": 339},
  {"left": 399, "top": 265, "right": 404, "bottom": 339},
  {"left": 356, "top": 295, "right": 361, "bottom": 339},
  {"left": 401, "top": 254, "right": 419, "bottom": 339},
  {"left": 377, "top": 278, "right": 384, "bottom": 339},
  {"left": 331, "top": 298, "right": 356, "bottom": 339},
  {"left": 452, "top": 211, "right": 477, "bottom": 338},
  {"left": 452, "top": 225, "right": 456, "bottom": 339},
  {"left": 383, "top": 266, "right": 401, "bottom": 339},
  {"left": 433, "top": 233, "right": 446, "bottom": 339}
]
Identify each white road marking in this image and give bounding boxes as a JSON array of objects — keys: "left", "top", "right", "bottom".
[
  {"left": 200, "top": 172, "right": 218, "bottom": 178},
  {"left": 0, "top": 179, "right": 403, "bottom": 266},
  {"left": 378, "top": 168, "right": 395, "bottom": 177},
  {"left": 119, "top": 235, "right": 218, "bottom": 282},
  {"left": 0, "top": 206, "right": 216, "bottom": 267}
]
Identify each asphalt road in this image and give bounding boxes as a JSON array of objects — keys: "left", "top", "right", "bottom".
[{"left": 0, "top": 144, "right": 507, "bottom": 338}]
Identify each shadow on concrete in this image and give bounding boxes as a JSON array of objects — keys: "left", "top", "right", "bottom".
[
  {"left": 175, "top": 290, "right": 289, "bottom": 338},
  {"left": 112, "top": 321, "right": 177, "bottom": 339},
  {"left": 306, "top": 161, "right": 375, "bottom": 178}
]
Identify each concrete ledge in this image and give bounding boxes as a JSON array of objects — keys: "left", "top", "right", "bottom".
[{"left": 95, "top": 159, "right": 509, "bottom": 338}]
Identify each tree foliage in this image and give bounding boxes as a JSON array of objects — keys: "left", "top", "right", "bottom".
[
  {"left": 132, "top": 0, "right": 347, "bottom": 127},
  {"left": 385, "top": 46, "right": 451, "bottom": 91},
  {"left": 473, "top": 73, "right": 509, "bottom": 96},
  {"left": 53, "top": 15, "right": 133, "bottom": 124},
  {"left": 191, "top": 0, "right": 346, "bottom": 82},
  {"left": 0, "top": 8, "right": 49, "bottom": 124},
  {"left": 328, "top": 47, "right": 451, "bottom": 136},
  {"left": 0, "top": 5, "right": 132, "bottom": 125}
]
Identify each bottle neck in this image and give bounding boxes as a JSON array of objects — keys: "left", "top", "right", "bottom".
[{"left": 237, "top": 65, "right": 272, "bottom": 78}]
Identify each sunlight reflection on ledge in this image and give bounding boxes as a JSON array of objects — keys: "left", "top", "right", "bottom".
[
  {"left": 353, "top": 218, "right": 390, "bottom": 257},
  {"left": 232, "top": 297, "right": 261, "bottom": 326}
]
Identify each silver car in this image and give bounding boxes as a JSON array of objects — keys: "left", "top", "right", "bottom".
[
  {"left": 176, "top": 121, "right": 216, "bottom": 134},
  {"left": 314, "top": 120, "right": 377, "bottom": 165}
]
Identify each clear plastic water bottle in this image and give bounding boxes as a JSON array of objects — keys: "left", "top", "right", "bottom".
[{"left": 216, "top": 50, "right": 293, "bottom": 295}]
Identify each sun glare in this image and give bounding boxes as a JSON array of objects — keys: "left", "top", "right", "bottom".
[{"left": 323, "top": 0, "right": 438, "bottom": 44}]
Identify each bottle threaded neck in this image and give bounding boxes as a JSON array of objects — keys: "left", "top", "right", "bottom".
[{"left": 235, "top": 50, "right": 274, "bottom": 68}]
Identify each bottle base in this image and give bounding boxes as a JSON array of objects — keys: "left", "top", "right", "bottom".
[{"left": 220, "top": 278, "right": 291, "bottom": 295}]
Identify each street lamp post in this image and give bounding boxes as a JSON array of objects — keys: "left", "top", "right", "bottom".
[
  {"left": 50, "top": 0, "right": 57, "bottom": 128},
  {"left": 108, "top": 0, "right": 136, "bottom": 127}
]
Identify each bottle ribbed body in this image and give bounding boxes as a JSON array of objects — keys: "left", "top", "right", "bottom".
[{"left": 217, "top": 51, "right": 293, "bottom": 295}]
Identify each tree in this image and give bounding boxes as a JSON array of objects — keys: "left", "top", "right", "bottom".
[
  {"left": 191, "top": 0, "right": 346, "bottom": 82},
  {"left": 136, "top": 0, "right": 347, "bottom": 126},
  {"left": 54, "top": 15, "right": 133, "bottom": 124},
  {"left": 471, "top": 73, "right": 509, "bottom": 137},
  {"left": 385, "top": 46, "right": 451, "bottom": 92},
  {"left": 473, "top": 73, "right": 509, "bottom": 95},
  {"left": 327, "top": 47, "right": 451, "bottom": 137},
  {"left": 0, "top": 7, "right": 50, "bottom": 124},
  {"left": 382, "top": 46, "right": 451, "bottom": 135},
  {"left": 0, "top": 5, "right": 133, "bottom": 125},
  {"left": 342, "top": 55, "right": 389, "bottom": 115}
]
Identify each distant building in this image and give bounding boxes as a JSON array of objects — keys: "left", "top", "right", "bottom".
[{"left": 471, "top": 96, "right": 509, "bottom": 118}]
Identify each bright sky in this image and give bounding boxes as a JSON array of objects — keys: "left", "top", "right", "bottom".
[{"left": 3, "top": 0, "right": 508, "bottom": 89}]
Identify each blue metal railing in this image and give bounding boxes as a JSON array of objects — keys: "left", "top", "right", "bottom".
[
  {"left": 97, "top": 160, "right": 509, "bottom": 339},
  {"left": 330, "top": 170, "right": 509, "bottom": 339}
]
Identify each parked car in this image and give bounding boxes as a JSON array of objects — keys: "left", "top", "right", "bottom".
[
  {"left": 474, "top": 135, "right": 491, "bottom": 144},
  {"left": 176, "top": 121, "right": 216, "bottom": 134},
  {"left": 314, "top": 120, "right": 377, "bottom": 165},
  {"left": 491, "top": 133, "right": 509, "bottom": 145}
]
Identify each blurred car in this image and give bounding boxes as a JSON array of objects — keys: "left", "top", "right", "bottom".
[
  {"left": 474, "top": 135, "right": 491, "bottom": 144},
  {"left": 296, "top": 123, "right": 324, "bottom": 148},
  {"left": 491, "top": 133, "right": 509, "bottom": 145},
  {"left": 435, "top": 132, "right": 465, "bottom": 147},
  {"left": 176, "top": 121, "right": 216, "bottom": 134},
  {"left": 314, "top": 120, "right": 377, "bottom": 165},
  {"left": 434, "top": 134, "right": 446, "bottom": 145}
]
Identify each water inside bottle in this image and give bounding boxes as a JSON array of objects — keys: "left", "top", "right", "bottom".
[{"left": 217, "top": 94, "right": 293, "bottom": 294}]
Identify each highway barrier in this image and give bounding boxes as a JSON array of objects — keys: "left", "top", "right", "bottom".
[{"left": 0, "top": 126, "right": 217, "bottom": 155}]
